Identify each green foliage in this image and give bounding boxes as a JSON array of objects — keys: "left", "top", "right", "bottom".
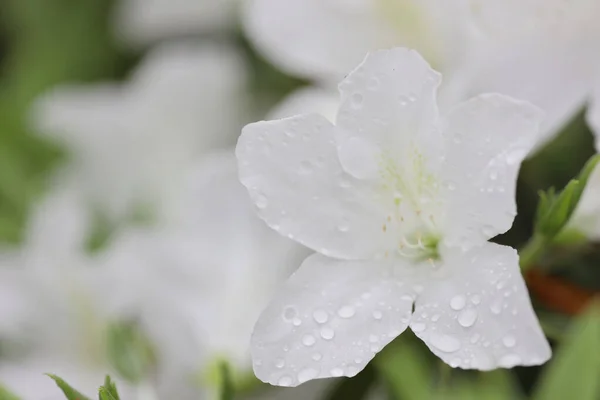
[
  {"left": 535, "top": 154, "right": 600, "bottom": 239},
  {"left": 0, "top": 384, "right": 21, "bottom": 400},
  {"left": 98, "top": 376, "right": 120, "bottom": 400},
  {"left": 532, "top": 302, "right": 600, "bottom": 400},
  {"left": 46, "top": 374, "right": 92, "bottom": 400},
  {"left": 106, "top": 321, "right": 156, "bottom": 384}
]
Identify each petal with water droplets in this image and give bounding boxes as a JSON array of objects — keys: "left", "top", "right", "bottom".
[
  {"left": 251, "top": 253, "right": 418, "bottom": 387},
  {"left": 440, "top": 94, "right": 544, "bottom": 248},
  {"left": 411, "top": 242, "right": 551, "bottom": 370}
]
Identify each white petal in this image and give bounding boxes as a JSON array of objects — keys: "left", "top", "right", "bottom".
[
  {"left": 242, "top": 0, "right": 401, "bottom": 82},
  {"left": 336, "top": 48, "right": 442, "bottom": 180},
  {"left": 440, "top": 94, "right": 544, "bottom": 248},
  {"left": 237, "top": 114, "right": 395, "bottom": 260},
  {"left": 268, "top": 87, "right": 340, "bottom": 123},
  {"left": 251, "top": 253, "right": 418, "bottom": 387},
  {"left": 411, "top": 242, "right": 551, "bottom": 370}
]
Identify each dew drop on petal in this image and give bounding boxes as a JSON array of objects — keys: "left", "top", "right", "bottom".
[
  {"left": 330, "top": 367, "right": 344, "bottom": 377},
  {"left": 283, "top": 306, "right": 298, "bottom": 322},
  {"left": 337, "top": 306, "right": 355, "bottom": 319},
  {"left": 320, "top": 327, "right": 335, "bottom": 340},
  {"left": 302, "top": 334, "right": 316, "bottom": 347},
  {"left": 313, "top": 310, "right": 328, "bottom": 324},
  {"left": 372, "top": 310, "right": 383, "bottom": 320},
  {"left": 458, "top": 309, "right": 478, "bottom": 327},
  {"left": 298, "top": 368, "right": 318, "bottom": 384},
  {"left": 431, "top": 314, "right": 440, "bottom": 322},
  {"left": 499, "top": 354, "right": 522, "bottom": 367},
  {"left": 470, "top": 295, "right": 481, "bottom": 305},
  {"left": 275, "top": 359, "right": 285, "bottom": 369},
  {"left": 450, "top": 295, "right": 466, "bottom": 311},
  {"left": 278, "top": 376, "right": 293, "bottom": 386},
  {"left": 312, "top": 352, "right": 322, "bottom": 361},
  {"left": 502, "top": 335, "right": 516, "bottom": 348},
  {"left": 430, "top": 333, "right": 461, "bottom": 353},
  {"left": 255, "top": 193, "right": 268, "bottom": 209},
  {"left": 351, "top": 93, "right": 364, "bottom": 108},
  {"left": 369, "top": 334, "right": 379, "bottom": 343},
  {"left": 470, "top": 333, "right": 481, "bottom": 344},
  {"left": 292, "top": 317, "right": 302, "bottom": 326},
  {"left": 411, "top": 322, "right": 426, "bottom": 332},
  {"left": 490, "top": 299, "right": 503, "bottom": 315}
]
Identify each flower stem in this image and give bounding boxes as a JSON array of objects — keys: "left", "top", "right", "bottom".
[{"left": 519, "top": 234, "right": 548, "bottom": 271}]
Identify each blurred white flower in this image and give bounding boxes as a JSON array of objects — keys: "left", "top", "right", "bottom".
[
  {"left": 452, "top": 0, "right": 600, "bottom": 148},
  {"left": 32, "top": 42, "right": 248, "bottom": 225},
  {"left": 243, "top": 0, "right": 472, "bottom": 84},
  {"left": 92, "top": 152, "right": 307, "bottom": 397},
  {"left": 565, "top": 161, "right": 600, "bottom": 241},
  {"left": 236, "top": 48, "right": 550, "bottom": 386},
  {"left": 244, "top": 0, "right": 600, "bottom": 148},
  {"left": 114, "top": 0, "right": 238, "bottom": 46}
]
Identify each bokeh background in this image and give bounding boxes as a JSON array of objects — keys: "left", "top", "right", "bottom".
[{"left": 0, "top": 0, "right": 598, "bottom": 399}]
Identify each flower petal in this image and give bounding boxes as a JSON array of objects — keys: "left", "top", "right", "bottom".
[
  {"left": 440, "top": 93, "right": 544, "bottom": 248},
  {"left": 268, "top": 87, "right": 340, "bottom": 123},
  {"left": 242, "top": 0, "right": 400, "bottom": 82},
  {"left": 411, "top": 242, "right": 551, "bottom": 370},
  {"left": 251, "top": 253, "right": 417, "bottom": 387},
  {"left": 237, "top": 114, "right": 395, "bottom": 260},
  {"left": 336, "top": 48, "right": 442, "bottom": 179}
]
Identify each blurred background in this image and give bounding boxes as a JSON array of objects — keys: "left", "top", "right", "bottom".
[{"left": 0, "top": 0, "right": 598, "bottom": 399}]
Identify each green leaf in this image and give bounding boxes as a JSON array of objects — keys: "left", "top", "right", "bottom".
[
  {"left": 218, "top": 362, "right": 235, "bottom": 400},
  {"left": 46, "top": 374, "right": 92, "bottom": 400},
  {"left": 443, "top": 371, "right": 522, "bottom": 400},
  {"left": 98, "top": 376, "right": 120, "bottom": 400},
  {"left": 0, "top": 383, "right": 22, "bottom": 400},
  {"left": 532, "top": 301, "right": 600, "bottom": 400},
  {"left": 535, "top": 154, "right": 600, "bottom": 239},
  {"left": 373, "top": 336, "right": 433, "bottom": 400},
  {"left": 106, "top": 321, "right": 156, "bottom": 383}
]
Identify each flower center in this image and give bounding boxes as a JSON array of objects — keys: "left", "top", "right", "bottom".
[{"left": 378, "top": 147, "right": 442, "bottom": 262}]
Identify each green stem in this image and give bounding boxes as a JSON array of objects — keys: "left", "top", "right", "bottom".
[{"left": 519, "top": 234, "right": 548, "bottom": 271}]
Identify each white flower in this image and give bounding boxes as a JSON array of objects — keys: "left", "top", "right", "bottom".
[
  {"left": 244, "top": 0, "right": 600, "bottom": 148},
  {"left": 243, "top": 0, "right": 472, "bottom": 84},
  {"left": 92, "top": 152, "right": 306, "bottom": 395},
  {"left": 236, "top": 48, "right": 551, "bottom": 387},
  {"left": 114, "top": 0, "right": 238, "bottom": 46},
  {"left": 32, "top": 42, "right": 248, "bottom": 224}
]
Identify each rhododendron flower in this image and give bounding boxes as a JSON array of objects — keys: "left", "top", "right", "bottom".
[{"left": 236, "top": 48, "right": 551, "bottom": 387}]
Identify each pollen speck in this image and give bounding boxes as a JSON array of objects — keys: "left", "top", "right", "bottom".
[
  {"left": 387, "top": 216, "right": 392, "bottom": 222},
  {"left": 382, "top": 224, "right": 387, "bottom": 232}
]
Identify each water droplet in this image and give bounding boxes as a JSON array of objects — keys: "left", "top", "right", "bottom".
[
  {"left": 354, "top": 358, "right": 363, "bottom": 364},
  {"left": 398, "top": 95, "right": 409, "bottom": 106},
  {"left": 255, "top": 193, "right": 268, "bottom": 209},
  {"left": 367, "top": 77, "right": 380, "bottom": 89},
  {"left": 351, "top": 93, "right": 364, "bottom": 108},
  {"left": 413, "top": 285, "right": 424, "bottom": 294},
  {"left": 292, "top": 317, "right": 302, "bottom": 326},
  {"left": 337, "top": 223, "right": 350, "bottom": 232},
  {"left": 458, "top": 309, "right": 478, "bottom": 327},
  {"left": 502, "top": 335, "right": 516, "bottom": 348},
  {"left": 275, "top": 359, "right": 285, "bottom": 368},
  {"left": 499, "top": 354, "right": 521, "bottom": 367},
  {"left": 490, "top": 299, "right": 503, "bottom": 315},
  {"left": 330, "top": 367, "right": 344, "bottom": 377},
  {"left": 283, "top": 306, "right": 298, "bottom": 322},
  {"left": 408, "top": 92, "right": 418, "bottom": 102},
  {"left": 370, "top": 344, "right": 381, "bottom": 352},
  {"left": 450, "top": 295, "right": 466, "bottom": 311},
  {"left": 302, "top": 334, "right": 316, "bottom": 346},
  {"left": 470, "top": 295, "right": 481, "bottom": 305},
  {"left": 430, "top": 333, "right": 461, "bottom": 353},
  {"left": 313, "top": 310, "right": 328, "bottom": 324},
  {"left": 278, "top": 376, "right": 293, "bottom": 386},
  {"left": 337, "top": 306, "right": 355, "bottom": 318},
  {"left": 450, "top": 358, "right": 461, "bottom": 367},
  {"left": 299, "top": 160, "right": 314, "bottom": 174},
  {"left": 470, "top": 333, "right": 481, "bottom": 343},
  {"left": 506, "top": 148, "right": 527, "bottom": 165},
  {"left": 312, "top": 352, "right": 322, "bottom": 361},
  {"left": 320, "top": 327, "right": 335, "bottom": 340},
  {"left": 431, "top": 314, "right": 440, "bottom": 322},
  {"left": 298, "top": 368, "right": 318, "bottom": 384},
  {"left": 447, "top": 182, "right": 456, "bottom": 191},
  {"left": 369, "top": 334, "right": 379, "bottom": 343},
  {"left": 412, "top": 322, "right": 426, "bottom": 332},
  {"left": 372, "top": 310, "right": 383, "bottom": 320},
  {"left": 490, "top": 171, "right": 498, "bottom": 180}
]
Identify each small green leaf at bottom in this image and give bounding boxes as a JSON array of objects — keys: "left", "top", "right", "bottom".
[{"left": 46, "top": 374, "right": 92, "bottom": 400}]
